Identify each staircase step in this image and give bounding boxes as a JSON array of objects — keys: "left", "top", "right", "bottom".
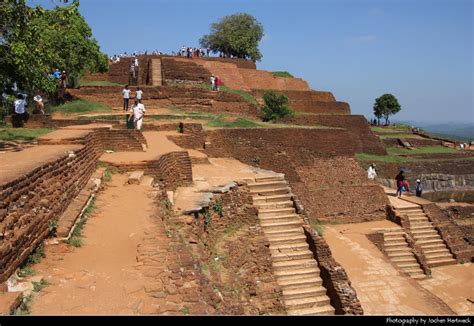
[
  {"left": 411, "top": 229, "right": 438, "bottom": 235},
  {"left": 252, "top": 194, "right": 293, "bottom": 203},
  {"left": 261, "top": 220, "right": 303, "bottom": 231},
  {"left": 273, "top": 258, "right": 317, "bottom": 270},
  {"left": 270, "top": 242, "right": 309, "bottom": 251},
  {"left": 275, "top": 267, "right": 320, "bottom": 278},
  {"left": 250, "top": 187, "right": 291, "bottom": 196},
  {"left": 266, "top": 233, "right": 307, "bottom": 245},
  {"left": 410, "top": 224, "right": 434, "bottom": 229},
  {"left": 255, "top": 201, "right": 294, "bottom": 209},
  {"left": 425, "top": 252, "right": 453, "bottom": 260},
  {"left": 260, "top": 215, "right": 301, "bottom": 224},
  {"left": 408, "top": 217, "right": 430, "bottom": 222},
  {"left": 264, "top": 228, "right": 304, "bottom": 236},
  {"left": 278, "top": 274, "right": 323, "bottom": 286},
  {"left": 285, "top": 296, "right": 331, "bottom": 309},
  {"left": 272, "top": 251, "right": 314, "bottom": 262},
  {"left": 283, "top": 285, "right": 327, "bottom": 300},
  {"left": 423, "top": 248, "right": 450, "bottom": 255},
  {"left": 411, "top": 273, "right": 428, "bottom": 280},
  {"left": 416, "top": 239, "right": 444, "bottom": 245},
  {"left": 387, "top": 251, "right": 413, "bottom": 257},
  {"left": 403, "top": 266, "right": 423, "bottom": 272},
  {"left": 248, "top": 180, "right": 288, "bottom": 189},
  {"left": 397, "top": 262, "right": 421, "bottom": 269},
  {"left": 384, "top": 241, "right": 407, "bottom": 247},
  {"left": 287, "top": 305, "right": 335, "bottom": 316},
  {"left": 259, "top": 207, "right": 296, "bottom": 217},
  {"left": 413, "top": 234, "right": 440, "bottom": 240},
  {"left": 254, "top": 175, "right": 285, "bottom": 182},
  {"left": 391, "top": 256, "right": 418, "bottom": 263},
  {"left": 420, "top": 243, "right": 448, "bottom": 250},
  {"left": 427, "top": 258, "right": 457, "bottom": 267}
]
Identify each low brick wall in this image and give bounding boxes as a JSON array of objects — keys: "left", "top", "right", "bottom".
[
  {"left": 423, "top": 204, "right": 474, "bottom": 263},
  {"left": 105, "top": 151, "right": 193, "bottom": 191},
  {"left": 303, "top": 226, "right": 363, "bottom": 315},
  {"left": 0, "top": 141, "right": 101, "bottom": 283}
]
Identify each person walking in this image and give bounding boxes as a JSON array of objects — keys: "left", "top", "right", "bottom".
[
  {"left": 367, "top": 163, "right": 377, "bottom": 180},
  {"left": 122, "top": 85, "right": 131, "bottom": 111},
  {"left": 415, "top": 179, "right": 423, "bottom": 197},
  {"left": 215, "top": 76, "right": 222, "bottom": 91},
  {"left": 395, "top": 170, "right": 405, "bottom": 198},
  {"left": 32, "top": 95, "right": 45, "bottom": 114},
  {"left": 136, "top": 87, "right": 143, "bottom": 103},
  {"left": 129, "top": 99, "right": 146, "bottom": 130},
  {"left": 210, "top": 74, "right": 216, "bottom": 91}
]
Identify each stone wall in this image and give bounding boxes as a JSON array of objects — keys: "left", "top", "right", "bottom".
[
  {"left": 303, "top": 226, "right": 363, "bottom": 315},
  {"left": 0, "top": 139, "right": 101, "bottom": 283},
  {"left": 423, "top": 204, "right": 474, "bottom": 263},
  {"left": 239, "top": 69, "right": 310, "bottom": 91},
  {"left": 204, "top": 129, "right": 388, "bottom": 223}
]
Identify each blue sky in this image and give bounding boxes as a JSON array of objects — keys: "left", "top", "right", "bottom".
[{"left": 30, "top": 0, "right": 473, "bottom": 124}]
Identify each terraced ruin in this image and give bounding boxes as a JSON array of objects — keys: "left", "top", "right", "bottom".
[{"left": 0, "top": 56, "right": 472, "bottom": 316}]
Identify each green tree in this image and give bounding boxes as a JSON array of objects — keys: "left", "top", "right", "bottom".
[
  {"left": 0, "top": 0, "right": 107, "bottom": 95},
  {"left": 200, "top": 13, "right": 264, "bottom": 62},
  {"left": 373, "top": 94, "right": 402, "bottom": 125},
  {"left": 261, "top": 91, "right": 293, "bottom": 122}
]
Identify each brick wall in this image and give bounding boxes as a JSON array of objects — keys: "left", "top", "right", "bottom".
[
  {"left": 0, "top": 139, "right": 101, "bottom": 283},
  {"left": 423, "top": 204, "right": 474, "bottom": 263},
  {"left": 303, "top": 226, "right": 363, "bottom": 315},
  {"left": 239, "top": 68, "right": 310, "bottom": 91},
  {"left": 279, "top": 115, "right": 387, "bottom": 155}
]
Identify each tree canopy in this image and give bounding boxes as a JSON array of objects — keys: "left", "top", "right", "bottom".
[
  {"left": 261, "top": 91, "right": 294, "bottom": 122},
  {"left": 373, "top": 93, "right": 402, "bottom": 125},
  {"left": 200, "top": 13, "right": 264, "bottom": 62},
  {"left": 0, "top": 0, "right": 108, "bottom": 95}
]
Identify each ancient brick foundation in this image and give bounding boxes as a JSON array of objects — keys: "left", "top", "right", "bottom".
[
  {"left": 303, "top": 226, "right": 363, "bottom": 315},
  {"left": 422, "top": 204, "right": 474, "bottom": 263}
]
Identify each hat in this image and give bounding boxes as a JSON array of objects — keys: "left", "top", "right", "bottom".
[
  {"left": 33, "top": 95, "right": 42, "bottom": 102},
  {"left": 416, "top": 179, "right": 420, "bottom": 183}
]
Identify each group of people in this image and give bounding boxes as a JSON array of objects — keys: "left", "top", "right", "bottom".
[
  {"left": 48, "top": 69, "right": 67, "bottom": 99},
  {"left": 178, "top": 46, "right": 210, "bottom": 58},
  {"left": 210, "top": 74, "right": 222, "bottom": 91},
  {"left": 11, "top": 94, "right": 45, "bottom": 127},
  {"left": 110, "top": 50, "right": 163, "bottom": 63},
  {"left": 367, "top": 164, "right": 423, "bottom": 198},
  {"left": 122, "top": 85, "right": 145, "bottom": 130}
]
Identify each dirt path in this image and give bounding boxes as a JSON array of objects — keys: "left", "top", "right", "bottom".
[
  {"left": 30, "top": 174, "right": 157, "bottom": 315},
  {"left": 324, "top": 221, "right": 454, "bottom": 315}
]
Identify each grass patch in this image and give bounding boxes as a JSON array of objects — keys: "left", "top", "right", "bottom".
[
  {"left": 48, "top": 99, "right": 111, "bottom": 115},
  {"left": 272, "top": 71, "right": 294, "bottom": 78},
  {"left": 79, "top": 80, "right": 122, "bottom": 87},
  {"left": 206, "top": 115, "right": 264, "bottom": 128},
  {"left": 387, "top": 146, "right": 458, "bottom": 155},
  {"left": 197, "top": 84, "right": 258, "bottom": 106},
  {"left": 0, "top": 127, "right": 53, "bottom": 141},
  {"left": 103, "top": 168, "right": 112, "bottom": 182},
  {"left": 32, "top": 279, "right": 49, "bottom": 292},
  {"left": 17, "top": 266, "right": 36, "bottom": 278},
  {"left": 16, "top": 242, "right": 45, "bottom": 278},
  {"left": 356, "top": 153, "right": 415, "bottom": 163},
  {"left": 379, "top": 133, "right": 422, "bottom": 139},
  {"left": 310, "top": 219, "right": 324, "bottom": 236},
  {"left": 66, "top": 197, "right": 96, "bottom": 248}
]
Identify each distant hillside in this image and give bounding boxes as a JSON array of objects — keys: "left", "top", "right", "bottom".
[{"left": 396, "top": 120, "right": 474, "bottom": 141}]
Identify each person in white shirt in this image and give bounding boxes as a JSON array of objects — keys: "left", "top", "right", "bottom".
[
  {"left": 367, "top": 163, "right": 377, "bottom": 180},
  {"left": 129, "top": 99, "right": 146, "bottom": 130},
  {"left": 136, "top": 87, "right": 143, "bottom": 103},
  {"left": 210, "top": 74, "right": 216, "bottom": 91},
  {"left": 12, "top": 94, "right": 29, "bottom": 127},
  {"left": 122, "top": 85, "right": 131, "bottom": 111}
]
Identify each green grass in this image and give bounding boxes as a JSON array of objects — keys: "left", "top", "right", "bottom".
[
  {"left": 32, "top": 279, "right": 49, "bottom": 292},
  {"left": 387, "top": 146, "right": 458, "bottom": 155},
  {"left": 0, "top": 127, "right": 53, "bottom": 141},
  {"left": 48, "top": 99, "right": 111, "bottom": 115},
  {"left": 272, "top": 71, "right": 294, "bottom": 78},
  {"left": 103, "top": 168, "right": 112, "bottom": 182},
  {"left": 66, "top": 198, "right": 96, "bottom": 247},
  {"left": 356, "top": 153, "right": 415, "bottom": 163},
  {"left": 206, "top": 116, "right": 264, "bottom": 128},
  {"left": 17, "top": 266, "right": 36, "bottom": 278},
  {"left": 197, "top": 84, "right": 258, "bottom": 106},
  {"left": 16, "top": 242, "right": 45, "bottom": 278},
  {"left": 310, "top": 219, "right": 324, "bottom": 236},
  {"left": 79, "top": 80, "right": 122, "bottom": 87},
  {"left": 379, "top": 133, "right": 422, "bottom": 139},
  {"left": 13, "top": 294, "right": 33, "bottom": 315}
]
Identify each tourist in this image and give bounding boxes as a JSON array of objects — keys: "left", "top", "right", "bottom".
[
  {"left": 415, "top": 179, "right": 423, "bottom": 197},
  {"left": 130, "top": 61, "right": 136, "bottom": 80},
  {"left": 367, "top": 163, "right": 377, "bottom": 180},
  {"left": 136, "top": 87, "right": 143, "bottom": 103},
  {"left": 215, "top": 76, "right": 222, "bottom": 91},
  {"left": 210, "top": 74, "right": 216, "bottom": 91},
  {"left": 122, "top": 85, "right": 131, "bottom": 111},
  {"left": 395, "top": 170, "right": 405, "bottom": 198},
  {"left": 207, "top": 47, "right": 210, "bottom": 57},
  {"left": 32, "top": 95, "right": 45, "bottom": 114},
  {"left": 58, "top": 71, "right": 67, "bottom": 99},
  {"left": 129, "top": 98, "right": 146, "bottom": 130},
  {"left": 53, "top": 68, "right": 61, "bottom": 80},
  {"left": 12, "top": 94, "right": 29, "bottom": 128}
]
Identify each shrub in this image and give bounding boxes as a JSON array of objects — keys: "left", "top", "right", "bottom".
[{"left": 260, "top": 91, "right": 293, "bottom": 122}]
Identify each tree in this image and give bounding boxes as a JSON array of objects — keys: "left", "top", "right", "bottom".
[
  {"left": 261, "top": 91, "right": 294, "bottom": 122},
  {"left": 373, "top": 94, "right": 401, "bottom": 125},
  {"left": 0, "top": 0, "right": 107, "bottom": 96},
  {"left": 200, "top": 13, "right": 264, "bottom": 62}
]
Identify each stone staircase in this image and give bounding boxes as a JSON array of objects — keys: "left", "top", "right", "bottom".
[
  {"left": 382, "top": 229, "right": 426, "bottom": 280},
  {"left": 397, "top": 206, "right": 456, "bottom": 267},
  {"left": 249, "top": 175, "right": 334, "bottom": 316},
  {"left": 151, "top": 59, "right": 163, "bottom": 86}
]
